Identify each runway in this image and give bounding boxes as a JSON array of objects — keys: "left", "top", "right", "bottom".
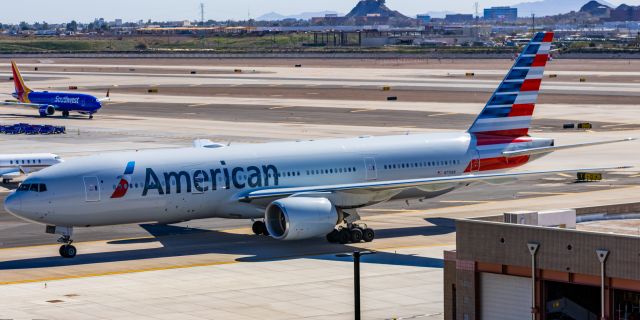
[{"left": 0, "top": 57, "right": 639, "bottom": 319}]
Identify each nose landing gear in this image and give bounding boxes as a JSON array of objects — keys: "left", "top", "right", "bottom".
[
  {"left": 57, "top": 235, "right": 77, "bottom": 258},
  {"left": 46, "top": 225, "right": 77, "bottom": 258}
]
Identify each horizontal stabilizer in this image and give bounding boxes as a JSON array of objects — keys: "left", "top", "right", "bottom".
[{"left": 502, "top": 138, "right": 635, "bottom": 157}]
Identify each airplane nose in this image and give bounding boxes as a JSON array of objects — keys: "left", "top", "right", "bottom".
[{"left": 4, "top": 193, "right": 22, "bottom": 215}]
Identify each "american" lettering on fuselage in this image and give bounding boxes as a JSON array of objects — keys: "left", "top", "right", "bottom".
[{"left": 142, "top": 161, "right": 279, "bottom": 196}]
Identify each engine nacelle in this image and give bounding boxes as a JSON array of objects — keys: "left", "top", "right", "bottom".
[
  {"left": 265, "top": 197, "right": 338, "bottom": 241},
  {"left": 39, "top": 106, "right": 55, "bottom": 116}
]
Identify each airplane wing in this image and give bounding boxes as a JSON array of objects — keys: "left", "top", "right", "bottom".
[
  {"left": 0, "top": 168, "right": 21, "bottom": 176},
  {"left": 503, "top": 138, "right": 635, "bottom": 158},
  {"left": 0, "top": 101, "right": 55, "bottom": 110},
  {"left": 240, "top": 166, "right": 630, "bottom": 202}
]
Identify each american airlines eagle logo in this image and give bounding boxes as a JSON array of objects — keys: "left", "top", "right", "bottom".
[{"left": 111, "top": 161, "right": 135, "bottom": 199}]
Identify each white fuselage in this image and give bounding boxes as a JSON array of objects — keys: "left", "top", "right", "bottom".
[
  {"left": 0, "top": 153, "right": 62, "bottom": 175},
  {"left": 5, "top": 132, "right": 551, "bottom": 227}
]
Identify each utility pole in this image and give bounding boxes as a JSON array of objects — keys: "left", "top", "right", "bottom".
[
  {"left": 474, "top": 2, "right": 479, "bottom": 42},
  {"left": 200, "top": 3, "right": 205, "bottom": 26},
  {"left": 532, "top": 13, "right": 536, "bottom": 33}
]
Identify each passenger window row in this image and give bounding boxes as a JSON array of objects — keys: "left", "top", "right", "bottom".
[
  {"left": 384, "top": 160, "right": 461, "bottom": 170},
  {"left": 17, "top": 183, "right": 47, "bottom": 192},
  {"left": 10, "top": 160, "right": 43, "bottom": 165},
  {"left": 306, "top": 167, "right": 357, "bottom": 176}
]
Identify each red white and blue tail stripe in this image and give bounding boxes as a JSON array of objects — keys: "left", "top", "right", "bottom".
[
  {"left": 464, "top": 32, "right": 554, "bottom": 173},
  {"left": 468, "top": 31, "right": 553, "bottom": 137}
]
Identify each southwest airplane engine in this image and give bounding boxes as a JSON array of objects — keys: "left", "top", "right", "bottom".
[
  {"left": 39, "top": 105, "right": 55, "bottom": 116},
  {"left": 265, "top": 197, "right": 338, "bottom": 240}
]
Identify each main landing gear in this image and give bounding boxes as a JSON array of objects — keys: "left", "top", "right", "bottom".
[
  {"left": 326, "top": 223, "right": 375, "bottom": 244},
  {"left": 252, "top": 220, "right": 270, "bottom": 236},
  {"left": 62, "top": 110, "right": 70, "bottom": 118},
  {"left": 57, "top": 235, "right": 77, "bottom": 258}
]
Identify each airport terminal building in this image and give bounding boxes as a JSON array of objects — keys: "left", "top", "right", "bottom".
[{"left": 444, "top": 205, "right": 640, "bottom": 320}]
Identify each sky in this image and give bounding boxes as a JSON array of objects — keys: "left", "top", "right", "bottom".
[{"left": 2, "top": 0, "right": 640, "bottom": 24}]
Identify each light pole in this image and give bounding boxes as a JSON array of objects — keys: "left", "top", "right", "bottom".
[
  {"left": 596, "top": 249, "right": 609, "bottom": 320},
  {"left": 527, "top": 243, "right": 540, "bottom": 320},
  {"left": 337, "top": 251, "right": 376, "bottom": 320}
]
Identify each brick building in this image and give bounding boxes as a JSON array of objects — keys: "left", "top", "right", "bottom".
[{"left": 444, "top": 207, "right": 640, "bottom": 320}]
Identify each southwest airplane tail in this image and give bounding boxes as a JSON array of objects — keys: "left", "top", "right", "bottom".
[
  {"left": 4, "top": 31, "right": 634, "bottom": 258},
  {"left": 11, "top": 61, "right": 32, "bottom": 102},
  {"left": 2, "top": 61, "right": 104, "bottom": 119}
]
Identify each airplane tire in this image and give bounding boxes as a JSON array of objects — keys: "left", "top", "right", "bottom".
[
  {"left": 338, "top": 229, "right": 351, "bottom": 244},
  {"left": 65, "top": 245, "right": 77, "bottom": 258},
  {"left": 59, "top": 245, "right": 77, "bottom": 258},
  {"left": 362, "top": 228, "right": 375, "bottom": 242},
  {"left": 62, "top": 111, "right": 70, "bottom": 118},
  {"left": 252, "top": 221, "right": 265, "bottom": 235},
  {"left": 326, "top": 229, "right": 339, "bottom": 243},
  {"left": 350, "top": 228, "right": 364, "bottom": 243}
]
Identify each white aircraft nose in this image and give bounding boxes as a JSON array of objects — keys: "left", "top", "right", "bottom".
[{"left": 4, "top": 193, "right": 21, "bottom": 215}]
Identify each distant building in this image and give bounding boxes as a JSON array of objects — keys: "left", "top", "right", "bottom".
[
  {"left": 484, "top": 6, "right": 518, "bottom": 22},
  {"left": 444, "top": 14, "right": 474, "bottom": 24},
  {"left": 114, "top": 19, "right": 123, "bottom": 27},
  {"left": 417, "top": 14, "right": 431, "bottom": 24}
]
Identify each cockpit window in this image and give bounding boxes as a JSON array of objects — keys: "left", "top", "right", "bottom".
[{"left": 16, "top": 183, "right": 47, "bottom": 192}]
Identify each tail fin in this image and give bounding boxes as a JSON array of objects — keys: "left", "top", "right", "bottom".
[
  {"left": 11, "top": 61, "right": 31, "bottom": 102},
  {"left": 468, "top": 32, "right": 554, "bottom": 137}
]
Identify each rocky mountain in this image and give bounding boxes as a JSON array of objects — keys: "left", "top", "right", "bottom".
[
  {"left": 580, "top": 0, "right": 612, "bottom": 17},
  {"left": 345, "top": 0, "right": 410, "bottom": 19},
  {"left": 514, "top": 0, "right": 613, "bottom": 16}
]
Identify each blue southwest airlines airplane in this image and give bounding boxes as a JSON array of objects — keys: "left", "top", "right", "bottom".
[
  {"left": 4, "top": 32, "right": 634, "bottom": 258},
  {"left": 1, "top": 61, "right": 108, "bottom": 119}
]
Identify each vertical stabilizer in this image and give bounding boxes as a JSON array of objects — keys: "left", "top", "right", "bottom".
[
  {"left": 467, "top": 32, "right": 554, "bottom": 137},
  {"left": 11, "top": 61, "right": 32, "bottom": 102}
]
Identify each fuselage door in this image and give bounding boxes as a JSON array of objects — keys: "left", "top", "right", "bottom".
[
  {"left": 83, "top": 176, "right": 101, "bottom": 202},
  {"left": 364, "top": 157, "right": 378, "bottom": 181}
]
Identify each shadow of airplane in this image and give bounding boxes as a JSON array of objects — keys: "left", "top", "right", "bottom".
[
  {"left": 0, "top": 113, "right": 90, "bottom": 120},
  {"left": 0, "top": 218, "right": 455, "bottom": 271}
]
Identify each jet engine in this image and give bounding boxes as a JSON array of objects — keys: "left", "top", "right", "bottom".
[
  {"left": 265, "top": 197, "right": 339, "bottom": 241},
  {"left": 39, "top": 106, "right": 55, "bottom": 117}
]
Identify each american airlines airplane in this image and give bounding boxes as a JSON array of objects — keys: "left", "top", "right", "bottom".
[
  {"left": 0, "top": 153, "right": 63, "bottom": 183},
  {"left": 1, "top": 61, "right": 109, "bottom": 119},
  {"left": 4, "top": 32, "right": 633, "bottom": 258}
]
